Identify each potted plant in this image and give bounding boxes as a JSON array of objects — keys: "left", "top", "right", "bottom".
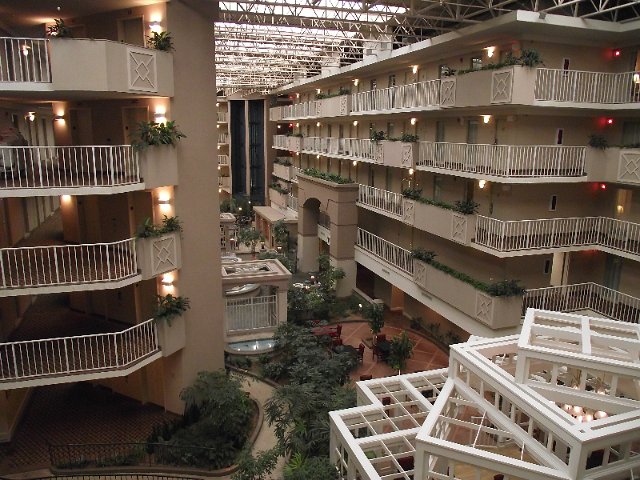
[
  {"left": 363, "top": 303, "right": 385, "bottom": 340},
  {"left": 46, "top": 19, "right": 73, "bottom": 38},
  {"left": 133, "top": 121, "right": 183, "bottom": 187},
  {"left": 133, "top": 121, "right": 185, "bottom": 150},
  {"left": 388, "top": 331, "right": 415, "bottom": 373},
  {"left": 154, "top": 294, "right": 190, "bottom": 326},
  {"left": 147, "top": 31, "right": 174, "bottom": 52},
  {"left": 370, "top": 130, "right": 386, "bottom": 143},
  {"left": 588, "top": 134, "right": 609, "bottom": 150},
  {"left": 154, "top": 294, "right": 190, "bottom": 356}
]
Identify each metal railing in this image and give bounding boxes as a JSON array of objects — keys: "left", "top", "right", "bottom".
[
  {"left": 523, "top": 283, "right": 640, "bottom": 324},
  {"left": 358, "top": 184, "right": 403, "bottom": 218},
  {"left": 475, "top": 215, "right": 640, "bottom": 256},
  {"left": 291, "top": 166, "right": 302, "bottom": 183},
  {"left": 418, "top": 142, "right": 586, "bottom": 178},
  {"left": 287, "top": 193, "right": 298, "bottom": 211},
  {"left": 535, "top": 69, "right": 640, "bottom": 104},
  {"left": 273, "top": 135, "right": 289, "bottom": 149},
  {"left": 218, "top": 154, "right": 229, "bottom": 165},
  {"left": 302, "top": 136, "right": 378, "bottom": 162},
  {"left": 0, "top": 319, "right": 158, "bottom": 383},
  {"left": 0, "top": 238, "right": 138, "bottom": 289},
  {"left": 351, "top": 80, "right": 440, "bottom": 112},
  {"left": 226, "top": 294, "right": 278, "bottom": 332},
  {"left": 218, "top": 132, "right": 229, "bottom": 144},
  {"left": 5, "top": 475, "right": 201, "bottom": 480},
  {"left": 282, "top": 100, "right": 318, "bottom": 119},
  {"left": 357, "top": 228, "right": 414, "bottom": 275},
  {"left": 0, "top": 37, "right": 51, "bottom": 83},
  {"left": 0, "top": 145, "right": 140, "bottom": 190},
  {"left": 49, "top": 442, "right": 220, "bottom": 471},
  {"left": 217, "top": 112, "right": 228, "bottom": 122}
]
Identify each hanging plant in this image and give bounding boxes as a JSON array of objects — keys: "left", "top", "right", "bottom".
[
  {"left": 46, "top": 19, "right": 73, "bottom": 38},
  {"left": 147, "top": 31, "right": 174, "bottom": 52},
  {"left": 154, "top": 294, "right": 190, "bottom": 326},
  {"left": 133, "top": 121, "right": 185, "bottom": 150}
]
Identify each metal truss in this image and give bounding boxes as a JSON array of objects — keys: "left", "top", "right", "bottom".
[{"left": 215, "top": 0, "right": 640, "bottom": 92}]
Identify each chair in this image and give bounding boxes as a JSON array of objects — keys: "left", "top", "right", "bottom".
[
  {"left": 332, "top": 337, "right": 343, "bottom": 347},
  {"left": 375, "top": 334, "right": 386, "bottom": 344},
  {"left": 336, "top": 324, "right": 343, "bottom": 338},
  {"left": 357, "top": 343, "right": 365, "bottom": 363}
]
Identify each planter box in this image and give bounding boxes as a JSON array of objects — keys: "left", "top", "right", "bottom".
[
  {"left": 587, "top": 147, "right": 640, "bottom": 186},
  {"left": 412, "top": 259, "right": 522, "bottom": 329},
  {"left": 273, "top": 163, "right": 293, "bottom": 181},
  {"left": 136, "top": 231, "right": 182, "bottom": 280},
  {"left": 287, "top": 137, "right": 303, "bottom": 152},
  {"left": 269, "top": 188, "right": 287, "bottom": 208},
  {"left": 317, "top": 95, "right": 351, "bottom": 117},
  {"left": 155, "top": 316, "right": 186, "bottom": 357},
  {"left": 381, "top": 141, "right": 417, "bottom": 169},
  {"left": 402, "top": 199, "right": 475, "bottom": 245},
  {"left": 139, "top": 145, "right": 179, "bottom": 189}
]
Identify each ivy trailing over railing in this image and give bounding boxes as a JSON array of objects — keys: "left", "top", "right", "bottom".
[
  {"left": 301, "top": 168, "right": 352, "bottom": 184},
  {"left": 444, "top": 49, "right": 543, "bottom": 76},
  {"left": 285, "top": 132, "right": 304, "bottom": 138},
  {"left": 136, "top": 216, "right": 183, "bottom": 238},
  {"left": 411, "top": 248, "right": 525, "bottom": 297},
  {"left": 402, "top": 189, "right": 478, "bottom": 215},
  {"left": 270, "top": 182, "right": 290, "bottom": 195},
  {"left": 388, "top": 133, "right": 420, "bottom": 143},
  {"left": 274, "top": 157, "right": 293, "bottom": 166}
]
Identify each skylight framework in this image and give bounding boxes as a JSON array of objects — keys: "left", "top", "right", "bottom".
[
  {"left": 330, "top": 310, "right": 640, "bottom": 480},
  {"left": 216, "top": 0, "right": 640, "bottom": 92}
]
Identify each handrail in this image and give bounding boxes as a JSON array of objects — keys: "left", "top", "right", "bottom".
[
  {"left": 535, "top": 68, "right": 640, "bottom": 103},
  {"left": 0, "top": 37, "right": 51, "bottom": 82},
  {"left": 0, "top": 319, "right": 158, "bottom": 383},
  {"left": 356, "top": 228, "right": 414, "bottom": 275},
  {"left": 351, "top": 80, "right": 441, "bottom": 112},
  {"left": 0, "top": 145, "right": 140, "bottom": 190},
  {"left": 226, "top": 294, "right": 278, "bottom": 332},
  {"left": 0, "top": 238, "right": 138, "bottom": 289},
  {"left": 357, "top": 184, "right": 403, "bottom": 217}
]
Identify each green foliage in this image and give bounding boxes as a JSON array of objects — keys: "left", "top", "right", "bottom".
[
  {"left": 286, "top": 132, "right": 304, "bottom": 138},
  {"left": 133, "top": 120, "right": 185, "bottom": 150},
  {"left": 226, "top": 355, "right": 253, "bottom": 370},
  {"left": 147, "top": 31, "right": 174, "bottom": 51},
  {"left": 274, "top": 157, "right": 293, "bottom": 166},
  {"left": 388, "top": 331, "right": 415, "bottom": 372},
  {"left": 232, "top": 447, "right": 282, "bottom": 480},
  {"left": 621, "top": 142, "right": 640, "bottom": 149},
  {"left": 153, "top": 294, "right": 190, "bottom": 326},
  {"left": 302, "top": 168, "right": 352, "bottom": 184},
  {"left": 284, "top": 455, "right": 339, "bottom": 480},
  {"left": 410, "top": 250, "right": 525, "bottom": 297},
  {"left": 238, "top": 227, "right": 265, "bottom": 253},
  {"left": 450, "top": 49, "right": 543, "bottom": 76},
  {"left": 588, "top": 134, "right": 609, "bottom": 150},
  {"left": 401, "top": 189, "right": 478, "bottom": 215},
  {"left": 363, "top": 303, "right": 384, "bottom": 334},
  {"left": 400, "top": 133, "right": 419, "bottom": 142},
  {"left": 315, "top": 88, "right": 350, "bottom": 100},
  {"left": 47, "top": 19, "right": 73, "bottom": 38},
  {"left": 370, "top": 130, "right": 386, "bottom": 142},
  {"left": 519, "top": 48, "right": 543, "bottom": 67},
  {"left": 257, "top": 251, "right": 293, "bottom": 272},
  {"left": 136, "top": 216, "right": 182, "bottom": 238},
  {"left": 270, "top": 182, "right": 290, "bottom": 195},
  {"left": 317, "top": 254, "right": 345, "bottom": 300},
  {"left": 272, "top": 219, "right": 290, "bottom": 247}
]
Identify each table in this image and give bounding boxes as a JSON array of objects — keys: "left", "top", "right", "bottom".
[
  {"left": 376, "top": 340, "right": 391, "bottom": 361},
  {"left": 312, "top": 325, "right": 338, "bottom": 337}
]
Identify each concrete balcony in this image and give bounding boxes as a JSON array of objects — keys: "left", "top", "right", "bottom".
[
  {"left": 0, "top": 144, "right": 178, "bottom": 197},
  {"left": 439, "top": 66, "right": 640, "bottom": 110},
  {"left": 474, "top": 215, "right": 640, "bottom": 260},
  {"left": 302, "top": 137, "right": 378, "bottom": 164},
  {"left": 417, "top": 142, "right": 587, "bottom": 183},
  {"left": 217, "top": 112, "right": 228, "bottom": 122},
  {"left": 269, "top": 188, "right": 288, "bottom": 209},
  {"left": 0, "top": 319, "right": 161, "bottom": 390},
  {"left": 355, "top": 228, "right": 521, "bottom": 335},
  {"left": 523, "top": 282, "right": 640, "bottom": 324},
  {"left": 586, "top": 147, "right": 640, "bottom": 186},
  {"left": 275, "top": 95, "right": 351, "bottom": 120},
  {"left": 0, "top": 37, "right": 173, "bottom": 97},
  {"left": 273, "top": 135, "right": 302, "bottom": 152},
  {"left": 351, "top": 80, "right": 440, "bottom": 114},
  {"left": 273, "top": 162, "right": 293, "bottom": 181},
  {"left": 380, "top": 141, "right": 417, "bottom": 169},
  {"left": 0, "top": 233, "right": 182, "bottom": 296},
  {"left": 218, "top": 154, "right": 230, "bottom": 166}
]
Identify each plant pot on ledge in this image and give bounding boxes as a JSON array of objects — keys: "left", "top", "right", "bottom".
[
  {"left": 155, "top": 315, "right": 186, "bottom": 356},
  {"left": 136, "top": 231, "right": 182, "bottom": 280},
  {"left": 138, "top": 145, "right": 179, "bottom": 189}
]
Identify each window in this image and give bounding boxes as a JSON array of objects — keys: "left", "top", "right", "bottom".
[
  {"left": 370, "top": 79, "right": 377, "bottom": 90},
  {"left": 543, "top": 259, "right": 552, "bottom": 275},
  {"left": 471, "top": 56, "right": 483, "bottom": 70},
  {"left": 388, "top": 74, "right": 396, "bottom": 87},
  {"left": 549, "top": 195, "right": 558, "bottom": 211}
]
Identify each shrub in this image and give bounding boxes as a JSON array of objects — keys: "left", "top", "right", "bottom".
[
  {"left": 486, "top": 279, "right": 525, "bottom": 297},
  {"left": 136, "top": 216, "right": 182, "bottom": 238},
  {"left": 370, "top": 130, "right": 386, "bottom": 142},
  {"left": 133, "top": 120, "right": 185, "bottom": 150},
  {"left": 153, "top": 294, "right": 190, "bottom": 326},
  {"left": 283, "top": 456, "right": 339, "bottom": 480},
  {"left": 269, "top": 182, "right": 290, "bottom": 195},
  {"left": 454, "top": 199, "right": 479, "bottom": 214},
  {"left": 302, "top": 168, "right": 352, "bottom": 184},
  {"left": 588, "top": 134, "right": 609, "bottom": 150},
  {"left": 411, "top": 248, "right": 436, "bottom": 263},
  {"left": 400, "top": 133, "right": 419, "bottom": 142},
  {"left": 47, "top": 19, "right": 73, "bottom": 38},
  {"left": 147, "top": 31, "right": 174, "bottom": 51},
  {"left": 388, "top": 331, "right": 415, "bottom": 372}
]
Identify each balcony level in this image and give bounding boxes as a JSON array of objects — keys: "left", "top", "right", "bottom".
[
  {"left": 0, "top": 145, "right": 178, "bottom": 197},
  {"left": 0, "top": 37, "right": 174, "bottom": 98},
  {"left": 0, "top": 232, "right": 181, "bottom": 297},
  {"left": 0, "top": 318, "right": 161, "bottom": 390}
]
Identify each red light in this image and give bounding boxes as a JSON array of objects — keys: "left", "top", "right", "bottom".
[
  {"left": 600, "top": 183, "right": 607, "bottom": 190},
  {"left": 289, "top": 123, "right": 293, "bottom": 127},
  {"left": 606, "top": 118, "right": 614, "bottom": 125},
  {"left": 614, "top": 49, "right": 621, "bottom": 57}
]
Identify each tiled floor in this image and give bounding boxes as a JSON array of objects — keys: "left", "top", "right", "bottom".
[
  {"left": 339, "top": 312, "right": 450, "bottom": 381},
  {"left": 0, "top": 383, "right": 178, "bottom": 474}
]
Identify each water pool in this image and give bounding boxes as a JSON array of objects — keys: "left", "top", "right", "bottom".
[{"left": 227, "top": 338, "right": 276, "bottom": 353}]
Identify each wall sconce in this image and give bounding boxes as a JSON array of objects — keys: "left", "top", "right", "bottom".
[
  {"left": 295, "top": 123, "right": 300, "bottom": 127},
  {"left": 412, "top": 65, "right": 418, "bottom": 74},
  {"left": 217, "top": 165, "right": 221, "bottom": 171},
  {"left": 25, "top": 112, "right": 35, "bottom": 122},
  {"left": 154, "top": 111, "right": 167, "bottom": 124},
  {"left": 21, "top": 44, "right": 31, "bottom": 56},
  {"left": 478, "top": 179, "right": 487, "bottom": 189},
  {"left": 219, "top": 187, "right": 222, "bottom": 193},
  {"left": 216, "top": 124, "right": 220, "bottom": 129},
  {"left": 216, "top": 102, "right": 220, "bottom": 107},
  {"left": 217, "top": 145, "right": 221, "bottom": 150},
  {"left": 410, "top": 117, "right": 417, "bottom": 126},
  {"left": 161, "top": 273, "right": 174, "bottom": 286},
  {"left": 54, "top": 113, "right": 65, "bottom": 122},
  {"left": 296, "top": 93, "right": 300, "bottom": 98},
  {"left": 482, "top": 115, "right": 491, "bottom": 124},
  {"left": 352, "top": 160, "right": 358, "bottom": 166},
  {"left": 617, "top": 205, "right": 624, "bottom": 214},
  {"left": 316, "top": 88, "right": 321, "bottom": 94},
  {"left": 353, "top": 120, "right": 358, "bottom": 126},
  {"left": 61, "top": 194, "right": 72, "bottom": 203},
  {"left": 485, "top": 46, "right": 496, "bottom": 58},
  {"left": 316, "top": 154, "right": 320, "bottom": 159},
  {"left": 353, "top": 79, "right": 359, "bottom": 86},
  {"left": 316, "top": 122, "right": 321, "bottom": 127},
  {"left": 408, "top": 168, "right": 414, "bottom": 175},
  {"left": 606, "top": 118, "right": 614, "bottom": 125},
  {"left": 149, "top": 21, "right": 162, "bottom": 33}
]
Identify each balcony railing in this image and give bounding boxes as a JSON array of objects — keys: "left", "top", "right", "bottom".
[
  {"left": 357, "top": 228, "right": 413, "bottom": 275},
  {"left": 0, "top": 37, "right": 50, "bottom": 83},
  {"left": 418, "top": 142, "right": 586, "bottom": 178},
  {"left": 351, "top": 80, "right": 440, "bottom": 113},
  {"left": 287, "top": 193, "right": 298, "bottom": 211},
  {"left": 0, "top": 319, "right": 158, "bottom": 384},
  {"left": 475, "top": 215, "right": 640, "bottom": 257},
  {"left": 226, "top": 295, "right": 277, "bottom": 332},
  {"left": 535, "top": 69, "right": 640, "bottom": 104},
  {"left": 217, "top": 112, "right": 228, "bottom": 122},
  {"left": 282, "top": 101, "right": 318, "bottom": 119},
  {"left": 0, "top": 238, "right": 138, "bottom": 290},
  {"left": 302, "top": 137, "right": 378, "bottom": 162},
  {"left": 218, "top": 132, "right": 229, "bottom": 144},
  {"left": 523, "top": 282, "right": 640, "bottom": 324},
  {"left": 218, "top": 154, "right": 229, "bottom": 165},
  {"left": 357, "top": 184, "right": 403, "bottom": 218},
  {"left": 273, "top": 135, "right": 289, "bottom": 149},
  {"left": 0, "top": 145, "right": 140, "bottom": 191}
]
